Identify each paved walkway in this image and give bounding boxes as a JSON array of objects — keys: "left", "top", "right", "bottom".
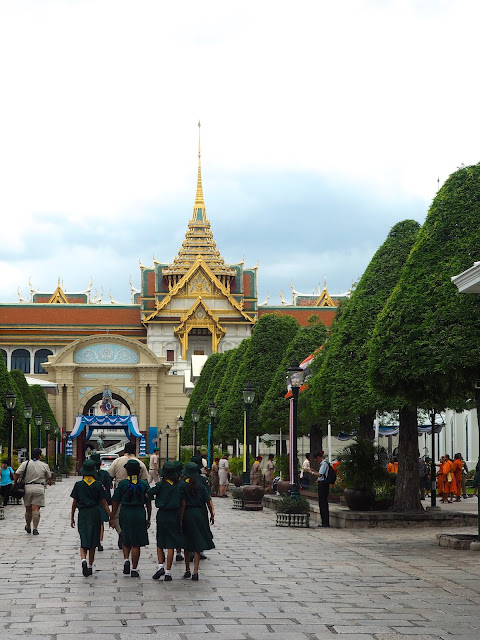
[{"left": 0, "top": 477, "right": 480, "bottom": 639}]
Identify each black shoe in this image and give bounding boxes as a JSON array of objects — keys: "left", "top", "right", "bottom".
[
  {"left": 191, "top": 573, "right": 199, "bottom": 581},
  {"left": 88, "top": 567, "right": 93, "bottom": 576},
  {"left": 25, "top": 526, "right": 31, "bottom": 534},
  {"left": 164, "top": 574, "right": 172, "bottom": 581},
  {"left": 118, "top": 533, "right": 123, "bottom": 549},
  {"left": 82, "top": 560, "right": 89, "bottom": 577},
  {"left": 123, "top": 560, "right": 130, "bottom": 575},
  {"left": 98, "top": 544, "right": 103, "bottom": 551},
  {"left": 182, "top": 571, "right": 191, "bottom": 579},
  {"left": 32, "top": 529, "right": 39, "bottom": 535},
  {"left": 152, "top": 567, "right": 165, "bottom": 580},
  {"left": 131, "top": 570, "right": 139, "bottom": 578},
  {"left": 175, "top": 553, "right": 184, "bottom": 561},
  {"left": 199, "top": 553, "right": 207, "bottom": 560}
]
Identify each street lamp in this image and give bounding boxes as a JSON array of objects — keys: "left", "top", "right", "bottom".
[
  {"left": 35, "top": 414, "right": 42, "bottom": 449},
  {"left": 53, "top": 426, "right": 59, "bottom": 472},
  {"left": 5, "top": 389, "right": 17, "bottom": 465},
  {"left": 44, "top": 421, "right": 50, "bottom": 464},
  {"left": 242, "top": 381, "right": 255, "bottom": 485},
  {"left": 177, "top": 415, "right": 184, "bottom": 459},
  {"left": 208, "top": 401, "right": 217, "bottom": 469},
  {"left": 288, "top": 359, "right": 305, "bottom": 499},
  {"left": 62, "top": 432, "right": 67, "bottom": 473},
  {"left": 192, "top": 408, "right": 199, "bottom": 454},
  {"left": 24, "top": 402, "right": 33, "bottom": 461},
  {"left": 157, "top": 430, "right": 162, "bottom": 465},
  {"left": 165, "top": 424, "right": 170, "bottom": 461},
  {"left": 429, "top": 410, "right": 437, "bottom": 509}
]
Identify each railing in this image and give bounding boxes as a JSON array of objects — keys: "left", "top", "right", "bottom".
[{"left": 100, "top": 438, "right": 130, "bottom": 455}]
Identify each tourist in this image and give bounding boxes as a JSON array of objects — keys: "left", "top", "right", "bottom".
[
  {"left": 90, "top": 452, "right": 112, "bottom": 551},
  {"left": 210, "top": 457, "right": 220, "bottom": 497},
  {"left": 452, "top": 453, "right": 464, "bottom": 502},
  {"left": 265, "top": 454, "right": 275, "bottom": 494},
  {"left": 180, "top": 462, "right": 215, "bottom": 581},
  {"left": 472, "top": 458, "right": 479, "bottom": 498},
  {"left": 300, "top": 453, "right": 312, "bottom": 490},
  {"left": 70, "top": 458, "right": 111, "bottom": 577},
  {"left": 0, "top": 459, "right": 14, "bottom": 507},
  {"left": 108, "top": 441, "right": 148, "bottom": 548},
  {"left": 14, "top": 448, "right": 52, "bottom": 536},
  {"left": 110, "top": 459, "right": 151, "bottom": 578},
  {"left": 461, "top": 458, "right": 470, "bottom": 499},
  {"left": 201, "top": 450, "right": 209, "bottom": 473},
  {"left": 149, "top": 447, "right": 160, "bottom": 484},
  {"left": 146, "top": 461, "right": 184, "bottom": 582},
  {"left": 218, "top": 453, "right": 230, "bottom": 497},
  {"left": 310, "top": 451, "right": 330, "bottom": 528},
  {"left": 250, "top": 456, "right": 263, "bottom": 486},
  {"left": 418, "top": 454, "right": 428, "bottom": 500}
]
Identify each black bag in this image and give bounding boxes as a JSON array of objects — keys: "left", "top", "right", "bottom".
[
  {"left": 325, "top": 462, "right": 337, "bottom": 485},
  {"left": 10, "top": 461, "right": 29, "bottom": 499}
]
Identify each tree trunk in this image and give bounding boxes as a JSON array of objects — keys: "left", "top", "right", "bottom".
[
  {"left": 358, "top": 413, "right": 375, "bottom": 440},
  {"left": 392, "top": 405, "right": 423, "bottom": 512},
  {"left": 309, "top": 424, "right": 324, "bottom": 457}
]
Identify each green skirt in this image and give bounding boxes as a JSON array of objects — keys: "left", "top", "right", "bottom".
[
  {"left": 119, "top": 504, "right": 149, "bottom": 548},
  {"left": 78, "top": 505, "right": 101, "bottom": 549},
  {"left": 156, "top": 509, "right": 184, "bottom": 550},
  {"left": 183, "top": 506, "right": 214, "bottom": 552}
]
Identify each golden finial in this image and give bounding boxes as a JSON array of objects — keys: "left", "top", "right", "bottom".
[{"left": 195, "top": 120, "right": 205, "bottom": 207}]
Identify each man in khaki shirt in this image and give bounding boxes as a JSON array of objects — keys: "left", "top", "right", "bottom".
[
  {"left": 14, "top": 448, "right": 52, "bottom": 536},
  {"left": 108, "top": 442, "right": 148, "bottom": 548}
]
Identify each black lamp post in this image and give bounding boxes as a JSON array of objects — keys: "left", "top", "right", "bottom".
[
  {"left": 177, "top": 415, "right": 184, "bottom": 460},
  {"left": 192, "top": 408, "right": 199, "bottom": 454},
  {"left": 288, "top": 359, "right": 305, "bottom": 499},
  {"left": 63, "top": 432, "right": 67, "bottom": 473},
  {"left": 5, "top": 389, "right": 17, "bottom": 465},
  {"left": 44, "top": 421, "right": 50, "bottom": 464},
  {"left": 157, "top": 430, "right": 162, "bottom": 466},
  {"left": 35, "top": 414, "right": 42, "bottom": 449},
  {"left": 242, "top": 381, "right": 255, "bottom": 485},
  {"left": 208, "top": 401, "right": 217, "bottom": 469},
  {"left": 429, "top": 410, "right": 437, "bottom": 508},
  {"left": 53, "top": 426, "right": 59, "bottom": 472},
  {"left": 24, "top": 402, "right": 33, "bottom": 461},
  {"left": 165, "top": 425, "right": 170, "bottom": 461}
]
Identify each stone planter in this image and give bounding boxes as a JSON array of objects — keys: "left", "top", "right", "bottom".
[
  {"left": 344, "top": 488, "right": 375, "bottom": 511},
  {"left": 242, "top": 485, "right": 265, "bottom": 511},
  {"left": 276, "top": 512, "right": 310, "bottom": 528},
  {"left": 373, "top": 498, "right": 394, "bottom": 511},
  {"left": 56, "top": 475, "right": 63, "bottom": 482},
  {"left": 232, "top": 475, "right": 243, "bottom": 487},
  {"left": 276, "top": 481, "right": 292, "bottom": 495},
  {"left": 232, "top": 498, "right": 244, "bottom": 510}
]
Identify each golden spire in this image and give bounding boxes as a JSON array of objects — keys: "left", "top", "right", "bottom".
[{"left": 194, "top": 120, "right": 205, "bottom": 209}]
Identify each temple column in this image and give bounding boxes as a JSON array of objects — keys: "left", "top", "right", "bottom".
[
  {"left": 7, "top": 349, "right": 11, "bottom": 371},
  {"left": 139, "top": 384, "right": 147, "bottom": 431},
  {"left": 55, "top": 385, "right": 65, "bottom": 429},
  {"left": 30, "top": 350, "right": 35, "bottom": 375},
  {"left": 150, "top": 384, "right": 158, "bottom": 429},
  {"left": 66, "top": 384, "right": 74, "bottom": 432}
]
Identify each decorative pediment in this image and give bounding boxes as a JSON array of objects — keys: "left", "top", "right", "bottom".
[{"left": 48, "top": 285, "right": 69, "bottom": 304}]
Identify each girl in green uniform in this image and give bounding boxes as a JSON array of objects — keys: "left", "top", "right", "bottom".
[
  {"left": 70, "top": 459, "right": 111, "bottom": 577},
  {"left": 146, "top": 461, "right": 184, "bottom": 581},
  {"left": 90, "top": 452, "right": 112, "bottom": 551},
  {"left": 110, "top": 459, "right": 151, "bottom": 578},
  {"left": 180, "top": 462, "right": 215, "bottom": 581}
]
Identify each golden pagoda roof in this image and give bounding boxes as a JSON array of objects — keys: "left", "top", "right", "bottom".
[{"left": 163, "top": 122, "right": 236, "bottom": 278}]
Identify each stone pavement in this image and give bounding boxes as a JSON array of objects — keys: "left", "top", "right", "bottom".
[{"left": 0, "top": 477, "right": 480, "bottom": 640}]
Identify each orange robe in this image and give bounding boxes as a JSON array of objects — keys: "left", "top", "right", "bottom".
[
  {"left": 387, "top": 462, "right": 398, "bottom": 474},
  {"left": 437, "top": 467, "right": 444, "bottom": 495},
  {"left": 451, "top": 459, "right": 463, "bottom": 498},
  {"left": 441, "top": 460, "right": 456, "bottom": 496}
]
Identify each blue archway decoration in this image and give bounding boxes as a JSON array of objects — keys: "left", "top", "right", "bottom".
[{"left": 70, "top": 415, "right": 142, "bottom": 441}]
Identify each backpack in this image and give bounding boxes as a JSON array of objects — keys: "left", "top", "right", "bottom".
[{"left": 325, "top": 462, "right": 337, "bottom": 485}]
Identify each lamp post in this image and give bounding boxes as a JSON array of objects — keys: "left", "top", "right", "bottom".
[
  {"left": 242, "top": 381, "right": 255, "bottom": 485},
  {"left": 429, "top": 410, "right": 437, "bottom": 508},
  {"left": 24, "top": 402, "right": 33, "bottom": 461},
  {"left": 157, "top": 430, "right": 162, "bottom": 466},
  {"left": 192, "top": 408, "right": 199, "bottom": 455},
  {"left": 5, "top": 389, "right": 17, "bottom": 465},
  {"left": 165, "top": 425, "right": 170, "bottom": 461},
  {"left": 63, "top": 432, "right": 67, "bottom": 473},
  {"left": 288, "top": 359, "right": 305, "bottom": 499},
  {"left": 44, "top": 421, "right": 50, "bottom": 464},
  {"left": 35, "top": 414, "right": 42, "bottom": 449},
  {"left": 208, "top": 401, "right": 217, "bottom": 469},
  {"left": 53, "top": 426, "right": 59, "bottom": 472},
  {"left": 177, "top": 415, "right": 184, "bottom": 460}
]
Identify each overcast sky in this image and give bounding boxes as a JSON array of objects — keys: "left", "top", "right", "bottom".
[{"left": 1, "top": 0, "right": 479, "bottom": 307}]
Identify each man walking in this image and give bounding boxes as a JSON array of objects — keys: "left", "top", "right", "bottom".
[
  {"left": 149, "top": 447, "right": 160, "bottom": 484},
  {"left": 14, "top": 448, "right": 52, "bottom": 535},
  {"left": 311, "top": 451, "right": 330, "bottom": 528}
]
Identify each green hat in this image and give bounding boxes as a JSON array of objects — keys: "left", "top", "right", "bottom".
[
  {"left": 172, "top": 460, "right": 183, "bottom": 477},
  {"left": 184, "top": 461, "right": 200, "bottom": 477},
  {"left": 124, "top": 459, "right": 141, "bottom": 475},
  {"left": 154, "top": 447, "right": 160, "bottom": 452},
  {"left": 90, "top": 452, "right": 101, "bottom": 463},
  {"left": 161, "top": 461, "right": 177, "bottom": 479},
  {"left": 80, "top": 459, "right": 97, "bottom": 476},
  {"left": 191, "top": 455, "right": 203, "bottom": 470}
]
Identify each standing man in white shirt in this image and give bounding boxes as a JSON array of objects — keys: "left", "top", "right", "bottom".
[
  {"left": 311, "top": 451, "right": 330, "bottom": 528},
  {"left": 300, "top": 453, "right": 312, "bottom": 490},
  {"left": 149, "top": 447, "right": 160, "bottom": 484}
]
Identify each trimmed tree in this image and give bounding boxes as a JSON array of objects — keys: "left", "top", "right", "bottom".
[{"left": 369, "top": 163, "right": 480, "bottom": 511}]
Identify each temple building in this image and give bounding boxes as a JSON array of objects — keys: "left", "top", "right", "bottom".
[{"left": 0, "top": 129, "right": 348, "bottom": 460}]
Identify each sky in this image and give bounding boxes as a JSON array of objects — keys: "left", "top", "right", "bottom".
[{"left": 1, "top": 0, "right": 480, "bottom": 307}]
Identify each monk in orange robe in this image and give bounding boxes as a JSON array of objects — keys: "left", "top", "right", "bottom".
[
  {"left": 452, "top": 453, "right": 464, "bottom": 502},
  {"left": 387, "top": 458, "right": 398, "bottom": 474},
  {"left": 436, "top": 457, "right": 445, "bottom": 501},
  {"left": 441, "top": 455, "right": 456, "bottom": 503}
]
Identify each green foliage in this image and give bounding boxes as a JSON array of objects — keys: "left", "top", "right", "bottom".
[
  {"left": 310, "top": 220, "right": 420, "bottom": 431},
  {"left": 258, "top": 322, "right": 327, "bottom": 434},
  {"left": 275, "top": 454, "right": 289, "bottom": 479},
  {"left": 228, "top": 455, "right": 254, "bottom": 476},
  {"left": 375, "top": 473, "right": 397, "bottom": 500},
  {"left": 274, "top": 495, "right": 310, "bottom": 514},
  {"left": 337, "top": 438, "right": 389, "bottom": 492},
  {"left": 369, "top": 164, "right": 480, "bottom": 408},
  {"left": 231, "top": 487, "right": 244, "bottom": 500}
]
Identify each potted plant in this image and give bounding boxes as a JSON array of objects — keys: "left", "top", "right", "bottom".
[
  {"left": 228, "top": 456, "right": 246, "bottom": 487},
  {"left": 231, "top": 487, "right": 244, "bottom": 509},
  {"left": 337, "top": 438, "right": 389, "bottom": 511},
  {"left": 274, "top": 495, "right": 311, "bottom": 527},
  {"left": 373, "top": 475, "right": 396, "bottom": 510}
]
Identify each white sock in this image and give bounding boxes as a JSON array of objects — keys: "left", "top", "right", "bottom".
[
  {"left": 81, "top": 560, "right": 87, "bottom": 567},
  {"left": 87, "top": 564, "right": 92, "bottom": 569},
  {"left": 165, "top": 569, "right": 171, "bottom": 575},
  {"left": 158, "top": 563, "right": 164, "bottom": 569}
]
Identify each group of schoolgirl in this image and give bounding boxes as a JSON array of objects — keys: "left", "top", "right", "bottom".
[{"left": 71, "top": 454, "right": 215, "bottom": 581}]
